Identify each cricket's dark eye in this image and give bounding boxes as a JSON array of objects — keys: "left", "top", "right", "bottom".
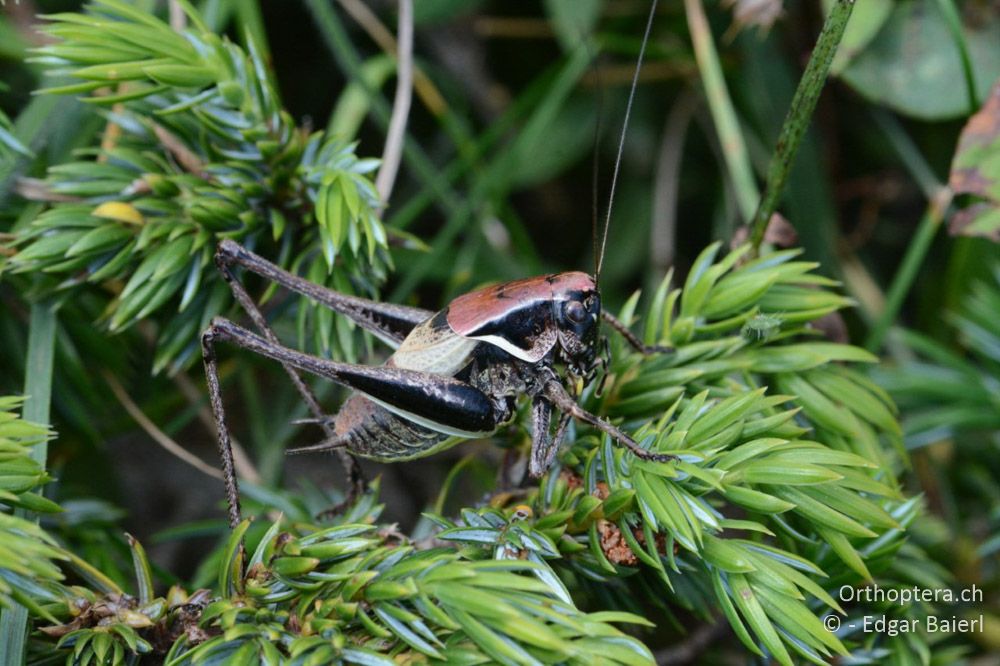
[{"left": 565, "top": 300, "right": 586, "bottom": 324}]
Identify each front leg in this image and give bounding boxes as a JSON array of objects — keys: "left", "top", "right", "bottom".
[
  {"left": 602, "top": 311, "right": 672, "bottom": 355},
  {"left": 542, "top": 380, "right": 676, "bottom": 464}
]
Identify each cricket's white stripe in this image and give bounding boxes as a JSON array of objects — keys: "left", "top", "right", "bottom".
[
  {"left": 468, "top": 333, "right": 551, "bottom": 362},
  {"left": 363, "top": 394, "right": 495, "bottom": 439}
]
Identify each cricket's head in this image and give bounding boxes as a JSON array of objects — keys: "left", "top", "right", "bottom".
[{"left": 552, "top": 272, "right": 602, "bottom": 377}]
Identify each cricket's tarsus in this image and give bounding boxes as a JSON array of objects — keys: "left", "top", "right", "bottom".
[
  {"left": 602, "top": 310, "right": 674, "bottom": 355},
  {"left": 202, "top": 1, "right": 671, "bottom": 529}
]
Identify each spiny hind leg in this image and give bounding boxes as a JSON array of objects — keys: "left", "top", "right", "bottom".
[
  {"left": 205, "top": 318, "right": 504, "bottom": 442},
  {"left": 201, "top": 321, "right": 365, "bottom": 527},
  {"left": 201, "top": 328, "right": 243, "bottom": 528},
  {"left": 211, "top": 242, "right": 369, "bottom": 505},
  {"left": 602, "top": 311, "right": 672, "bottom": 355},
  {"left": 215, "top": 240, "right": 431, "bottom": 345},
  {"left": 286, "top": 394, "right": 367, "bottom": 456},
  {"left": 204, "top": 317, "right": 505, "bottom": 519}
]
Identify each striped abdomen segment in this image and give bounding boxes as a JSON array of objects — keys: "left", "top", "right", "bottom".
[{"left": 334, "top": 395, "right": 456, "bottom": 461}]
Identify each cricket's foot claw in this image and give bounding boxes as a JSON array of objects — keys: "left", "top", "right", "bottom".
[{"left": 631, "top": 449, "right": 677, "bottom": 463}]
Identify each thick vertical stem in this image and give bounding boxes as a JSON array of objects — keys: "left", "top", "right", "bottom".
[
  {"left": 0, "top": 302, "right": 57, "bottom": 666},
  {"left": 748, "top": 0, "right": 855, "bottom": 251}
]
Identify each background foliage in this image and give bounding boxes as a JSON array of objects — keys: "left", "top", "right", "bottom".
[{"left": 1, "top": 0, "right": 999, "bottom": 664}]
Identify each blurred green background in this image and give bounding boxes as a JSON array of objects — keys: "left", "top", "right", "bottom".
[{"left": 1, "top": 0, "right": 999, "bottom": 658}]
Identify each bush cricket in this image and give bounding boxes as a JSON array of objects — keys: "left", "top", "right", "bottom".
[{"left": 202, "top": 1, "right": 668, "bottom": 529}]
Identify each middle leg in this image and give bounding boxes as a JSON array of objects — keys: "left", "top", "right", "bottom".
[
  {"left": 212, "top": 247, "right": 366, "bottom": 499},
  {"left": 542, "top": 379, "right": 676, "bottom": 464}
]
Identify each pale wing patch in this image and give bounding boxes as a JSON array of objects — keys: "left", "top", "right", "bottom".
[{"left": 390, "top": 321, "right": 479, "bottom": 375}]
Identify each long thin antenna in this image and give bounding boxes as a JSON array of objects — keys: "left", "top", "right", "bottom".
[
  {"left": 595, "top": 0, "right": 658, "bottom": 282},
  {"left": 591, "top": 39, "right": 604, "bottom": 278}
]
